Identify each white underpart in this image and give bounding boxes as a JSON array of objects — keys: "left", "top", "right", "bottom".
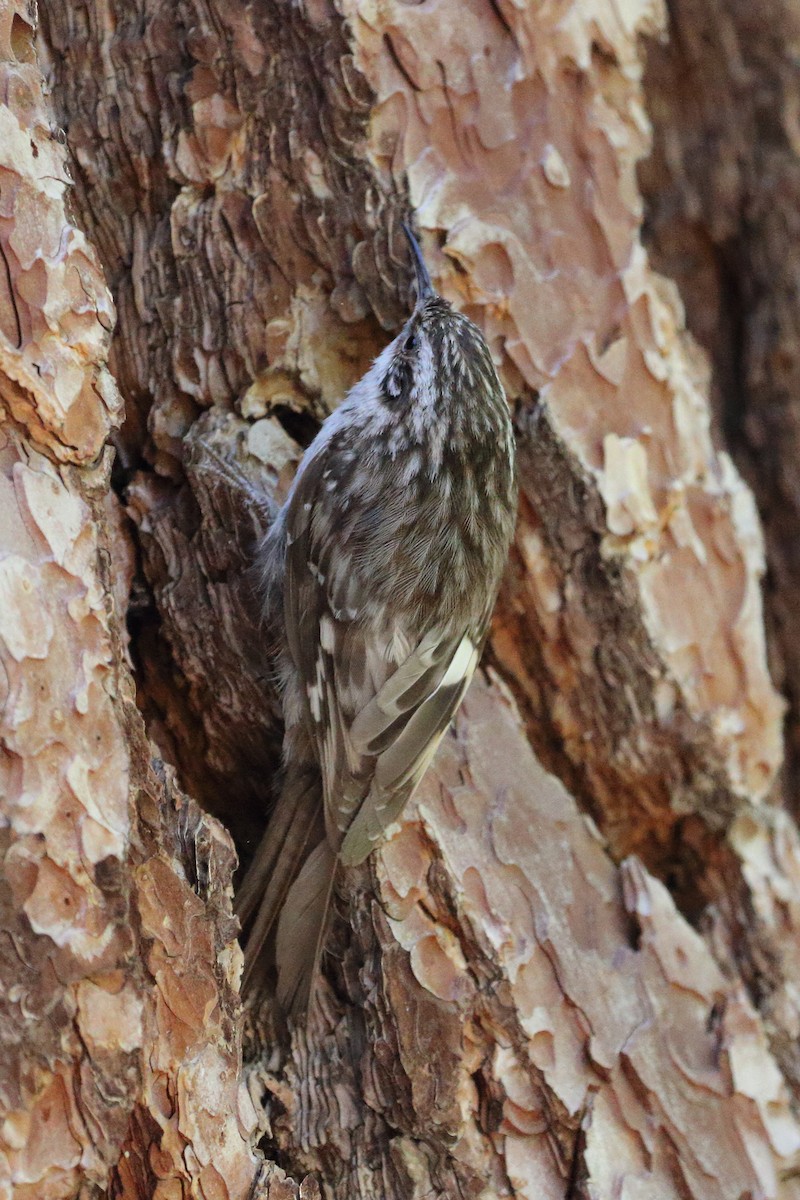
[{"left": 278, "top": 337, "right": 400, "bottom": 512}]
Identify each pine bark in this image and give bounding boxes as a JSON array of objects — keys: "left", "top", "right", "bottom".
[{"left": 3, "top": 0, "right": 800, "bottom": 1196}]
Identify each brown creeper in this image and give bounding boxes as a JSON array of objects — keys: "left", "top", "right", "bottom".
[{"left": 236, "top": 224, "right": 517, "bottom": 1017}]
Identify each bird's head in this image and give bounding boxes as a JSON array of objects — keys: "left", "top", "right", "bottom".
[{"left": 379, "top": 224, "right": 501, "bottom": 414}]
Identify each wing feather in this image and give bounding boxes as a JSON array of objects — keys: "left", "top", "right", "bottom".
[
  {"left": 274, "top": 838, "right": 337, "bottom": 1018},
  {"left": 281, "top": 443, "right": 490, "bottom": 878},
  {"left": 339, "top": 633, "right": 480, "bottom": 866}
]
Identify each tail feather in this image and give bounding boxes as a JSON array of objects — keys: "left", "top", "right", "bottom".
[
  {"left": 235, "top": 769, "right": 313, "bottom": 929},
  {"left": 275, "top": 839, "right": 338, "bottom": 1019},
  {"left": 236, "top": 764, "right": 325, "bottom": 999}
]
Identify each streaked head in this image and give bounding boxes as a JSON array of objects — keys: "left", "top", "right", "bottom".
[{"left": 380, "top": 224, "right": 501, "bottom": 412}]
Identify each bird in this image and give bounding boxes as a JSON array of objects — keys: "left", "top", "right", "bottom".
[{"left": 235, "top": 223, "right": 518, "bottom": 1019}]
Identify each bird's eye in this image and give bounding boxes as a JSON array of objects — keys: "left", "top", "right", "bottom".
[{"left": 404, "top": 332, "right": 417, "bottom": 354}]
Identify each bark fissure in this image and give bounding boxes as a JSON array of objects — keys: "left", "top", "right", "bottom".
[
  {"left": 4, "top": 0, "right": 800, "bottom": 1195},
  {"left": 639, "top": 0, "right": 800, "bottom": 804}
]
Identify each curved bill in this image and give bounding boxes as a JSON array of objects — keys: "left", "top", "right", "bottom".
[{"left": 402, "top": 221, "right": 434, "bottom": 305}]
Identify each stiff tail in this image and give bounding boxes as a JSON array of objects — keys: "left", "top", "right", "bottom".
[
  {"left": 236, "top": 763, "right": 326, "bottom": 1002},
  {"left": 275, "top": 838, "right": 338, "bottom": 1019}
]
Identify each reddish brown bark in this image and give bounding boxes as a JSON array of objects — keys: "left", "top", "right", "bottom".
[{"left": 3, "top": 0, "right": 800, "bottom": 1195}]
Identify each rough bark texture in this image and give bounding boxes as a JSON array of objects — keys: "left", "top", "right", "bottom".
[
  {"left": 639, "top": 0, "right": 800, "bottom": 804},
  {"left": 3, "top": 0, "right": 800, "bottom": 1196}
]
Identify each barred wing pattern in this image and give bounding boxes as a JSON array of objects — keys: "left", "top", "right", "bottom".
[
  {"left": 342, "top": 628, "right": 480, "bottom": 864},
  {"left": 238, "top": 227, "right": 518, "bottom": 1018},
  {"left": 282, "top": 446, "right": 488, "bottom": 865}
]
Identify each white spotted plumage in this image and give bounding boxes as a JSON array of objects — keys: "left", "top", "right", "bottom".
[{"left": 236, "top": 225, "right": 517, "bottom": 1018}]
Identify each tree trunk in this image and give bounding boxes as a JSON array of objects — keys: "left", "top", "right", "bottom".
[{"left": 3, "top": 0, "right": 800, "bottom": 1195}]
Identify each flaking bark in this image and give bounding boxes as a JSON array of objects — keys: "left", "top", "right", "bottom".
[{"left": 3, "top": 0, "right": 800, "bottom": 1196}]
